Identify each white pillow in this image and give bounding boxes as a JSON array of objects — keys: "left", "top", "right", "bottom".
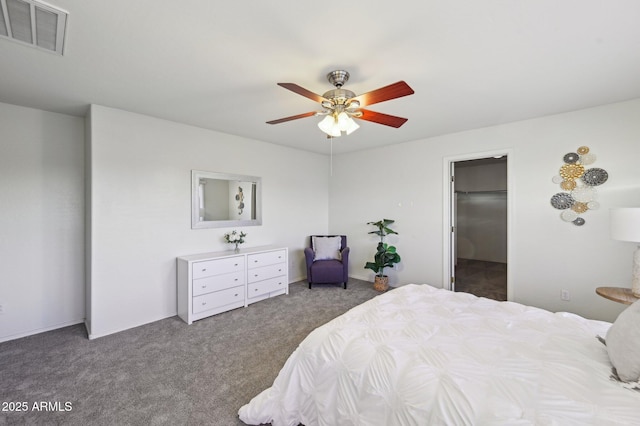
[
  {"left": 312, "top": 236, "right": 342, "bottom": 261},
  {"left": 606, "top": 299, "right": 640, "bottom": 382}
]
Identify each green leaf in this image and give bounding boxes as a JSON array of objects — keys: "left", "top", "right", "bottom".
[{"left": 364, "top": 262, "right": 381, "bottom": 273}]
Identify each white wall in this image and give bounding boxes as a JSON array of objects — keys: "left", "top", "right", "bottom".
[
  {"left": 86, "top": 105, "right": 328, "bottom": 338},
  {"left": 0, "top": 102, "right": 85, "bottom": 342},
  {"left": 330, "top": 99, "right": 640, "bottom": 322}
]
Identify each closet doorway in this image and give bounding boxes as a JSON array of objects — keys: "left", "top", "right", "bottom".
[{"left": 448, "top": 155, "right": 508, "bottom": 301}]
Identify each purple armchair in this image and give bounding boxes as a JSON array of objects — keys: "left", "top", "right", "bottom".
[{"left": 304, "top": 235, "right": 349, "bottom": 289}]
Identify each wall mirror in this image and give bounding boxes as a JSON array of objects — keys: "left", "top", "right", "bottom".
[{"left": 191, "top": 170, "right": 262, "bottom": 229}]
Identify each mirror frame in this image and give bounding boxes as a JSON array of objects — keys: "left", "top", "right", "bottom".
[{"left": 191, "top": 170, "right": 262, "bottom": 229}]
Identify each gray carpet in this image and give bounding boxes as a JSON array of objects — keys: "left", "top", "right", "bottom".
[{"left": 0, "top": 279, "right": 381, "bottom": 426}]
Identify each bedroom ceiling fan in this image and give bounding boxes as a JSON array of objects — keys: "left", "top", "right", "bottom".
[{"left": 266, "top": 70, "right": 414, "bottom": 138}]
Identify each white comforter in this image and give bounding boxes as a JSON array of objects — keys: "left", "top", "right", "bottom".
[{"left": 238, "top": 284, "right": 640, "bottom": 425}]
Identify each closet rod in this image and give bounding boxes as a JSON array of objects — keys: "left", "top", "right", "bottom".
[{"left": 455, "top": 190, "right": 507, "bottom": 194}]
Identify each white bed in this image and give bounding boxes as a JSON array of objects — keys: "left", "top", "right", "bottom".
[{"left": 239, "top": 284, "right": 640, "bottom": 425}]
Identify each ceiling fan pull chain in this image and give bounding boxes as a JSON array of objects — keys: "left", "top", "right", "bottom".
[{"left": 330, "top": 136, "right": 333, "bottom": 177}]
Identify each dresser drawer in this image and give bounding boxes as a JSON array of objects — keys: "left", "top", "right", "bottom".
[
  {"left": 248, "top": 263, "right": 286, "bottom": 283},
  {"left": 247, "top": 250, "right": 286, "bottom": 269},
  {"left": 192, "top": 285, "right": 244, "bottom": 314},
  {"left": 247, "top": 276, "right": 287, "bottom": 298},
  {"left": 193, "top": 271, "right": 245, "bottom": 297},
  {"left": 192, "top": 256, "right": 244, "bottom": 279}
]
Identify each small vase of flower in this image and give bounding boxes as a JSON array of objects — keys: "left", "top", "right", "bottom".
[{"left": 224, "top": 230, "right": 246, "bottom": 252}]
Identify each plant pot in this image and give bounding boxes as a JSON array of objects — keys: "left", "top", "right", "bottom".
[{"left": 373, "top": 275, "right": 389, "bottom": 292}]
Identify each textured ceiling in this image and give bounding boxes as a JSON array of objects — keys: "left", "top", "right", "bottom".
[{"left": 1, "top": 0, "right": 640, "bottom": 154}]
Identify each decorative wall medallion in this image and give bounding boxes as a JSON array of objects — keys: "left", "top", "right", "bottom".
[
  {"left": 579, "top": 153, "right": 596, "bottom": 165},
  {"left": 559, "top": 163, "right": 585, "bottom": 179},
  {"left": 581, "top": 168, "right": 608, "bottom": 186},
  {"left": 563, "top": 152, "right": 579, "bottom": 164},
  {"left": 571, "top": 186, "right": 597, "bottom": 203},
  {"left": 571, "top": 202, "right": 588, "bottom": 213},
  {"left": 560, "top": 210, "right": 578, "bottom": 222},
  {"left": 550, "top": 192, "right": 575, "bottom": 210},
  {"left": 572, "top": 217, "right": 586, "bottom": 226},
  {"left": 560, "top": 180, "right": 576, "bottom": 190},
  {"left": 550, "top": 146, "right": 608, "bottom": 226}
]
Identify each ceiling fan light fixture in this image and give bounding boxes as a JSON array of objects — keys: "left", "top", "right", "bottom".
[
  {"left": 319, "top": 112, "right": 359, "bottom": 137},
  {"left": 344, "top": 117, "right": 360, "bottom": 135},
  {"left": 336, "top": 112, "right": 360, "bottom": 135},
  {"left": 318, "top": 115, "right": 341, "bottom": 137},
  {"left": 336, "top": 112, "right": 350, "bottom": 131}
]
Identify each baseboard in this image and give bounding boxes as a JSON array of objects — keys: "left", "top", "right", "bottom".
[
  {"left": 289, "top": 275, "right": 306, "bottom": 283},
  {"left": 0, "top": 319, "right": 85, "bottom": 343},
  {"left": 87, "top": 311, "right": 176, "bottom": 340},
  {"left": 349, "top": 273, "right": 372, "bottom": 282}
]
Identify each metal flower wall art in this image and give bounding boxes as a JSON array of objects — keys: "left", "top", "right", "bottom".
[
  {"left": 236, "top": 186, "right": 245, "bottom": 215},
  {"left": 550, "top": 146, "right": 608, "bottom": 226}
]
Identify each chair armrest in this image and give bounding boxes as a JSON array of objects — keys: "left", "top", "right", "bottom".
[
  {"left": 304, "top": 247, "right": 315, "bottom": 268},
  {"left": 340, "top": 247, "right": 350, "bottom": 282},
  {"left": 341, "top": 246, "right": 350, "bottom": 264}
]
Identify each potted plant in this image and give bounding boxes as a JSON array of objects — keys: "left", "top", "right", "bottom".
[{"left": 364, "top": 219, "right": 401, "bottom": 291}]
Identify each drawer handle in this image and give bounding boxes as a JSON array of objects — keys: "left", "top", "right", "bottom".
[
  {"left": 254, "top": 289, "right": 258, "bottom": 292},
  {"left": 234, "top": 263, "right": 239, "bottom": 266},
  {"left": 254, "top": 274, "right": 259, "bottom": 277},
  {"left": 278, "top": 269, "right": 282, "bottom": 272},
  {"left": 234, "top": 293, "right": 239, "bottom": 297},
  {"left": 201, "top": 268, "right": 207, "bottom": 272},
  {"left": 234, "top": 278, "right": 238, "bottom": 281},
  {"left": 202, "top": 285, "right": 207, "bottom": 288},
  {"left": 202, "top": 302, "right": 207, "bottom": 305},
  {"left": 254, "top": 260, "right": 258, "bottom": 263}
]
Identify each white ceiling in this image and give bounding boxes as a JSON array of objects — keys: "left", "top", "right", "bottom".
[{"left": 2, "top": 0, "right": 640, "bottom": 155}]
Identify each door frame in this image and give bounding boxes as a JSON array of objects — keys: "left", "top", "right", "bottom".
[{"left": 442, "top": 149, "right": 514, "bottom": 300}]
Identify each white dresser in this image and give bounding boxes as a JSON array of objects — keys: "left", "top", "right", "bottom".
[{"left": 177, "top": 246, "right": 288, "bottom": 324}]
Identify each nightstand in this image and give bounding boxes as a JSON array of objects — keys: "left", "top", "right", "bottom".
[{"left": 595, "top": 287, "right": 640, "bottom": 305}]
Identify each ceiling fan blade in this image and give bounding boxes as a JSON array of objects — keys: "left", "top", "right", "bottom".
[
  {"left": 277, "top": 83, "right": 329, "bottom": 103},
  {"left": 266, "top": 111, "right": 317, "bottom": 125},
  {"left": 351, "top": 81, "right": 414, "bottom": 107},
  {"left": 356, "top": 109, "right": 408, "bottom": 128}
]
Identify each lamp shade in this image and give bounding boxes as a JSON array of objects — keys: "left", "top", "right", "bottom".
[
  {"left": 344, "top": 116, "right": 359, "bottom": 135},
  {"left": 610, "top": 208, "right": 640, "bottom": 242},
  {"left": 336, "top": 112, "right": 350, "bottom": 131},
  {"left": 318, "top": 115, "right": 341, "bottom": 137}
]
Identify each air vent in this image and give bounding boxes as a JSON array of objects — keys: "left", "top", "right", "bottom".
[{"left": 0, "top": 0, "right": 67, "bottom": 55}]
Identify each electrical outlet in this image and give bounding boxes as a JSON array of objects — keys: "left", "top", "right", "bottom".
[{"left": 561, "top": 290, "right": 571, "bottom": 301}]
